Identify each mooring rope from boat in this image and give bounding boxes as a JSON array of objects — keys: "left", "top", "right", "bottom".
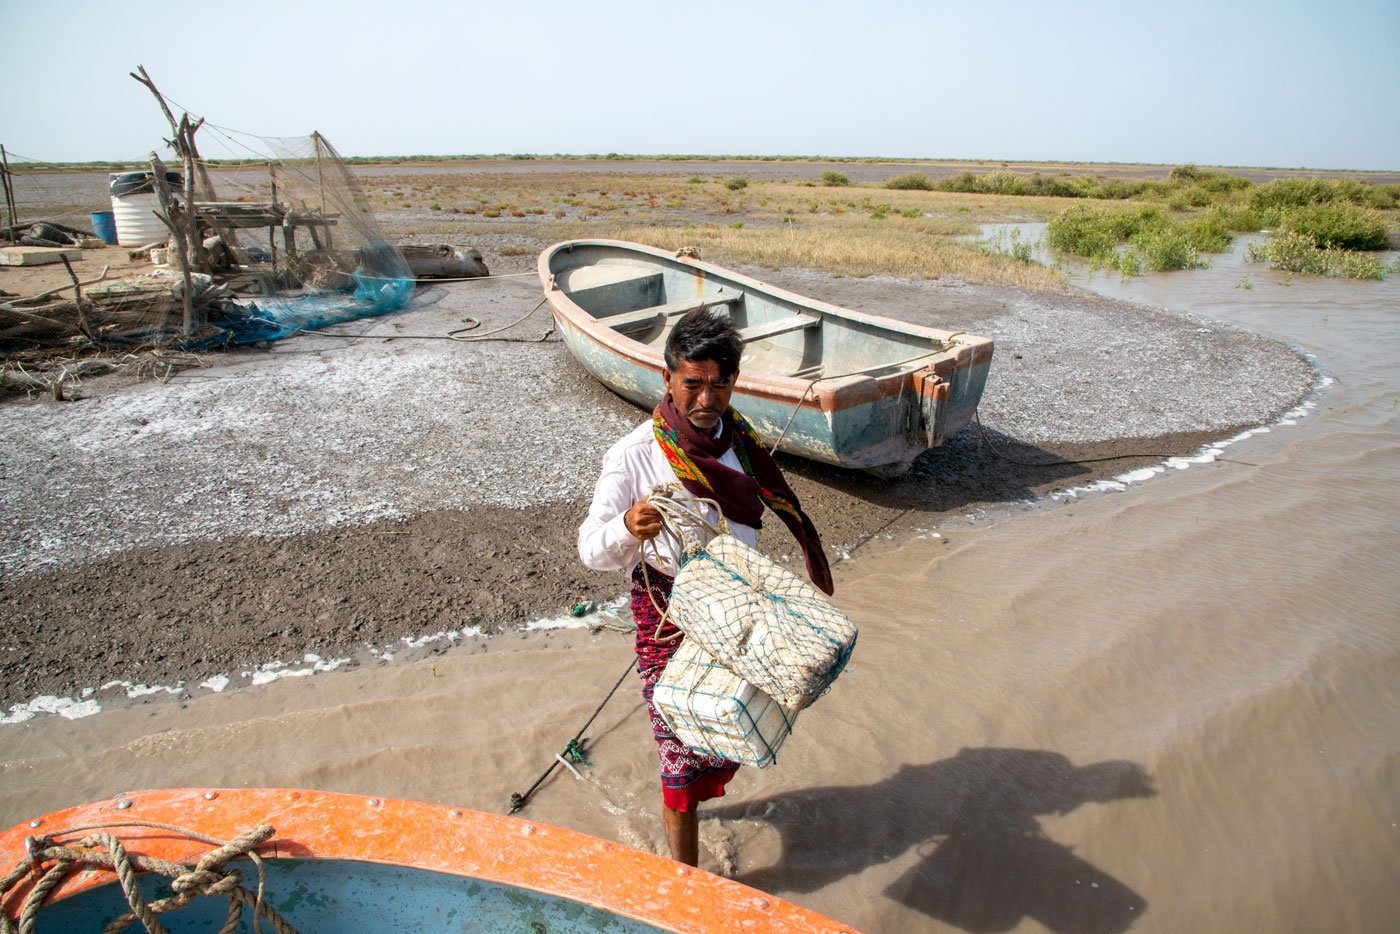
[
  {"left": 446, "top": 296, "right": 552, "bottom": 342},
  {"left": 508, "top": 656, "right": 637, "bottom": 815},
  {"left": 1, "top": 820, "right": 299, "bottom": 934},
  {"left": 354, "top": 270, "right": 541, "bottom": 284},
  {"left": 768, "top": 349, "right": 948, "bottom": 457},
  {"left": 306, "top": 296, "right": 555, "bottom": 344}
]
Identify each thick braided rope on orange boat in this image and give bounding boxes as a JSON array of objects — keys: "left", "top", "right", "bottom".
[{"left": 1, "top": 821, "right": 298, "bottom": 934}]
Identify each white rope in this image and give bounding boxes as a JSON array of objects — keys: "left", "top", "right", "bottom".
[{"left": 639, "top": 485, "right": 726, "bottom": 643}]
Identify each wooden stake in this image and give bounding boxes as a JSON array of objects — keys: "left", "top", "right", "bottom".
[
  {"left": 176, "top": 114, "right": 207, "bottom": 274},
  {"left": 268, "top": 163, "right": 279, "bottom": 270},
  {"left": 0, "top": 144, "right": 17, "bottom": 230},
  {"left": 130, "top": 65, "right": 237, "bottom": 262},
  {"left": 151, "top": 154, "right": 196, "bottom": 335},
  {"left": 58, "top": 254, "right": 94, "bottom": 340},
  {"left": 312, "top": 131, "right": 326, "bottom": 214}
]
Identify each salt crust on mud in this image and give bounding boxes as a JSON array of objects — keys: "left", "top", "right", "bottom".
[
  {"left": 1, "top": 307, "right": 632, "bottom": 576},
  {"left": 0, "top": 273, "right": 1314, "bottom": 579}
]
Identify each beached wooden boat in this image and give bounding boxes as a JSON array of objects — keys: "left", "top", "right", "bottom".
[
  {"left": 1, "top": 788, "right": 853, "bottom": 932},
  {"left": 540, "top": 240, "right": 993, "bottom": 474}
]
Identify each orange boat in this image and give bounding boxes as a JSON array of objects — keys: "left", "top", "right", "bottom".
[{"left": 1, "top": 788, "right": 856, "bottom": 933}]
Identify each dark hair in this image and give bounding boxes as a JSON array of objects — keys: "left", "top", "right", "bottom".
[{"left": 664, "top": 307, "right": 743, "bottom": 377}]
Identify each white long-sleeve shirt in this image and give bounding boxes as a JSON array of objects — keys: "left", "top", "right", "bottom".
[{"left": 578, "top": 419, "right": 759, "bottom": 577}]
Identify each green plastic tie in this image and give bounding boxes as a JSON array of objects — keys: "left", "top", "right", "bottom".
[{"left": 563, "top": 739, "right": 592, "bottom": 768}]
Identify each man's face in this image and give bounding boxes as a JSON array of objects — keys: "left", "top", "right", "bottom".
[{"left": 663, "top": 358, "right": 737, "bottom": 431}]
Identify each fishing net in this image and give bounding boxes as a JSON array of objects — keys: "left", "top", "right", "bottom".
[
  {"left": 1, "top": 131, "right": 413, "bottom": 356},
  {"left": 668, "top": 534, "right": 857, "bottom": 710},
  {"left": 653, "top": 637, "right": 798, "bottom": 769},
  {"left": 647, "top": 489, "right": 858, "bottom": 712}
]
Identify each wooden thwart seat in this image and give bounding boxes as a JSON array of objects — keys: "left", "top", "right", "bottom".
[
  {"left": 605, "top": 289, "right": 742, "bottom": 332},
  {"left": 737, "top": 313, "right": 821, "bottom": 344}
]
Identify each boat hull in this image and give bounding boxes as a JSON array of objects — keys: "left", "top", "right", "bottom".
[
  {"left": 2, "top": 788, "right": 854, "bottom": 933},
  {"left": 540, "top": 240, "right": 993, "bottom": 472}
]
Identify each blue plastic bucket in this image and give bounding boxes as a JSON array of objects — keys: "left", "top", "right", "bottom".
[{"left": 90, "top": 211, "right": 118, "bottom": 245}]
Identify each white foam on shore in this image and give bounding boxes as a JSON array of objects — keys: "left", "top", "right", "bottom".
[
  {"left": 525, "top": 596, "right": 629, "bottom": 632},
  {"left": 245, "top": 654, "right": 352, "bottom": 686},
  {"left": 1, "top": 605, "right": 623, "bottom": 725},
  {"left": 400, "top": 625, "right": 485, "bottom": 649},
  {"left": 100, "top": 680, "right": 186, "bottom": 699},
  {"left": 1051, "top": 381, "right": 1326, "bottom": 503},
  {"left": 1, "top": 695, "right": 103, "bottom": 724}
]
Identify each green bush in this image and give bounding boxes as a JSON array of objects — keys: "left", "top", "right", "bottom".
[
  {"left": 820, "top": 171, "right": 850, "bottom": 187},
  {"left": 1250, "top": 178, "right": 1338, "bottom": 213},
  {"left": 1249, "top": 177, "right": 1394, "bottom": 217},
  {"left": 885, "top": 172, "right": 933, "bottom": 191},
  {"left": 1277, "top": 201, "right": 1390, "bottom": 250},
  {"left": 1201, "top": 203, "right": 1263, "bottom": 233},
  {"left": 937, "top": 170, "right": 980, "bottom": 193},
  {"left": 1196, "top": 172, "right": 1253, "bottom": 194},
  {"left": 1182, "top": 185, "right": 1215, "bottom": 207},
  {"left": 1046, "top": 206, "right": 1124, "bottom": 257},
  {"left": 1023, "top": 174, "right": 1089, "bottom": 198},
  {"left": 1115, "top": 249, "right": 1144, "bottom": 277},
  {"left": 984, "top": 172, "right": 1029, "bottom": 195},
  {"left": 1094, "top": 178, "right": 1158, "bottom": 200},
  {"left": 1049, "top": 204, "right": 1234, "bottom": 268},
  {"left": 725, "top": 177, "right": 748, "bottom": 191},
  {"left": 1130, "top": 227, "right": 1203, "bottom": 271},
  {"left": 1182, "top": 215, "right": 1234, "bottom": 252},
  {"left": 1247, "top": 229, "right": 1385, "bottom": 279}
]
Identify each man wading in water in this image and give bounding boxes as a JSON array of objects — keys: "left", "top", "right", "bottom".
[{"left": 579, "top": 308, "right": 834, "bottom": 866}]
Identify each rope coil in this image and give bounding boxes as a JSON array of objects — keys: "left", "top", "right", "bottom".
[
  {"left": 2, "top": 820, "right": 298, "bottom": 934},
  {"left": 639, "top": 485, "right": 727, "bottom": 644}
]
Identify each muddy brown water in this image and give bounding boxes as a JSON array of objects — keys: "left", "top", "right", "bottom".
[{"left": 3, "top": 240, "right": 1398, "bottom": 932}]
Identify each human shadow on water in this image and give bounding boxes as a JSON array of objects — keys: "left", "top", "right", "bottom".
[{"left": 707, "top": 747, "right": 1155, "bottom": 933}]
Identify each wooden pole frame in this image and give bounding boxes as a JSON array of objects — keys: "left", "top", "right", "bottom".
[
  {"left": 130, "top": 65, "right": 237, "bottom": 266},
  {"left": 0, "top": 144, "right": 16, "bottom": 230},
  {"left": 150, "top": 154, "right": 196, "bottom": 335}
]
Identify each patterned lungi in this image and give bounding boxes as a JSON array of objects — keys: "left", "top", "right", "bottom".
[{"left": 631, "top": 563, "right": 739, "bottom": 812}]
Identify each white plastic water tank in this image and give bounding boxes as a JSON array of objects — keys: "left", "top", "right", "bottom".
[{"left": 109, "top": 172, "right": 183, "bottom": 247}]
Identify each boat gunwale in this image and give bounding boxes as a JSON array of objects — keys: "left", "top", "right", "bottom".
[
  {"left": 0, "top": 787, "right": 853, "bottom": 933},
  {"left": 538, "top": 239, "right": 990, "bottom": 412}
]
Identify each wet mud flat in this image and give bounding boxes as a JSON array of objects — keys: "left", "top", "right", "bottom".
[{"left": 0, "top": 250, "right": 1315, "bottom": 712}]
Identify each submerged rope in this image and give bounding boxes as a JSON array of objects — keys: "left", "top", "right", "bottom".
[{"left": 508, "top": 657, "right": 635, "bottom": 814}]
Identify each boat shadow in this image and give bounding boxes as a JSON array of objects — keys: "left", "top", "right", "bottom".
[
  {"left": 782, "top": 422, "right": 1140, "bottom": 517},
  {"left": 708, "top": 747, "right": 1154, "bottom": 933}
]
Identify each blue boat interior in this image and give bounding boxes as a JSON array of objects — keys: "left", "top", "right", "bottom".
[
  {"left": 555, "top": 252, "right": 947, "bottom": 383},
  {"left": 33, "top": 858, "right": 666, "bottom": 933}
]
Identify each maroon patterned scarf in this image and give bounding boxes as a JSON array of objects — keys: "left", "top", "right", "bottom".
[{"left": 654, "top": 394, "right": 834, "bottom": 595}]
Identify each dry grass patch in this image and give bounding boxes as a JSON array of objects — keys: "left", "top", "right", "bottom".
[
  {"left": 360, "top": 169, "right": 1071, "bottom": 289},
  {"left": 604, "top": 223, "right": 1066, "bottom": 290}
]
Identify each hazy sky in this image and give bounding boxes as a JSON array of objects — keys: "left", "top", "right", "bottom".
[{"left": 3, "top": 0, "right": 1397, "bottom": 169}]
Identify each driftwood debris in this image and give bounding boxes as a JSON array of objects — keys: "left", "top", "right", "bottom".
[{"left": 2, "top": 345, "right": 209, "bottom": 399}]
